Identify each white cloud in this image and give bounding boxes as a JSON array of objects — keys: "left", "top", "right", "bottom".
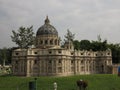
[{"left": 0, "top": 0, "right": 120, "bottom": 48}]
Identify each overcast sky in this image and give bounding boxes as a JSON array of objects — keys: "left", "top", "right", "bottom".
[{"left": 0, "top": 0, "right": 120, "bottom": 48}]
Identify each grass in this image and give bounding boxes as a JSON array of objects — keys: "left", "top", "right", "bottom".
[{"left": 0, "top": 74, "right": 120, "bottom": 90}]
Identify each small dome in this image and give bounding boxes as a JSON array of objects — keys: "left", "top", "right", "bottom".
[{"left": 36, "top": 16, "right": 58, "bottom": 36}]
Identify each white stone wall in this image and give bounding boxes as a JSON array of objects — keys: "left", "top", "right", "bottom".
[{"left": 12, "top": 48, "right": 112, "bottom": 76}]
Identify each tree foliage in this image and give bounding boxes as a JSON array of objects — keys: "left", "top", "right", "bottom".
[
  {"left": 79, "top": 40, "right": 91, "bottom": 50},
  {"left": 91, "top": 40, "right": 108, "bottom": 51},
  {"left": 73, "top": 40, "right": 80, "bottom": 50},
  {"left": 73, "top": 35, "right": 120, "bottom": 64},
  {"left": 11, "top": 26, "right": 35, "bottom": 48},
  {"left": 73, "top": 36, "right": 108, "bottom": 51},
  {"left": 0, "top": 48, "right": 12, "bottom": 66},
  {"left": 64, "top": 29, "right": 75, "bottom": 42},
  {"left": 0, "top": 48, "right": 7, "bottom": 66},
  {"left": 108, "top": 43, "right": 120, "bottom": 63}
]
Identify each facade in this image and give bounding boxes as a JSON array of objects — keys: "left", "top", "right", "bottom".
[{"left": 12, "top": 17, "right": 112, "bottom": 76}]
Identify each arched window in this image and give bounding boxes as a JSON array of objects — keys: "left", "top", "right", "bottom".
[
  {"left": 101, "top": 65, "right": 104, "bottom": 73},
  {"left": 55, "top": 39, "right": 57, "bottom": 45},
  {"left": 81, "top": 60, "right": 84, "bottom": 64},
  {"left": 34, "top": 60, "right": 37, "bottom": 64},
  {"left": 45, "top": 40, "right": 48, "bottom": 44},
  {"left": 58, "top": 59, "right": 61, "bottom": 63},
  {"left": 40, "top": 40, "right": 43, "bottom": 44},
  {"left": 50, "top": 39, "right": 53, "bottom": 45}
]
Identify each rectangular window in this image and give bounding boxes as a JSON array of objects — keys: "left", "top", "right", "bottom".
[
  {"left": 59, "top": 59, "right": 61, "bottom": 63},
  {"left": 58, "top": 50, "right": 61, "bottom": 53},
  {"left": 49, "top": 51, "right": 52, "bottom": 54},
  {"left": 71, "top": 60, "right": 74, "bottom": 64},
  {"left": 81, "top": 53, "right": 83, "bottom": 55},
  {"left": 15, "top": 53, "right": 19, "bottom": 55},
  {"left": 34, "top": 52, "right": 37, "bottom": 54}
]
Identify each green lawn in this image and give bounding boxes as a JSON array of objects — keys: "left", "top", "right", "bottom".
[{"left": 0, "top": 74, "right": 120, "bottom": 90}]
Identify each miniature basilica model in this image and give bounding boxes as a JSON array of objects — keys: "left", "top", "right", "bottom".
[{"left": 12, "top": 17, "right": 112, "bottom": 76}]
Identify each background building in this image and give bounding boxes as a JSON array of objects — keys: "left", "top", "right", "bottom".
[{"left": 12, "top": 17, "right": 112, "bottom": 76}]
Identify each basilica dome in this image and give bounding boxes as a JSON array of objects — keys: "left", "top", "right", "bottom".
[
  {"left": 36, "top": 16, "right": 58, "bottom": 36},
  {"left": 36, "top": 16, "right": 60, "bottom": 48}
]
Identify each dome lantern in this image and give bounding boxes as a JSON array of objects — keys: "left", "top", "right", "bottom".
[{"left": 45, "top": 16, "right": 50, "bottom": 24}]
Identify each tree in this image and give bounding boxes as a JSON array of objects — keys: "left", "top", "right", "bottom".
[
  {"left": 11, "top": 26, "right": 35, "bottom": 48},
  {"left": 0, "top": 48, "right": 12, "bottom": 66},
  {"left": 79, "top": 40, "right": 91, "bottom": 50},
  {"left": 73, "top": 40, "right": 80, "bottom": 50},
  {"left": 64, "top": 29, "right": 75, "bottom": 42},
  {"left": 89, "top": 35, "right": 108, "bottom": 51},
  {"left": 6, "top": 48, "right": 12, "bottom": 64},
  {"left": 97, "top": 34, "right": 102, "bottom": 42},
  {"left": 0, "top": 48, "right": 7, "bottom": 66},
  {"left": 108, "top": 43, "right": 120, "bottom": 63},
  {"left": 91, "top": 39, "right": 108, "bottom": 51}
]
